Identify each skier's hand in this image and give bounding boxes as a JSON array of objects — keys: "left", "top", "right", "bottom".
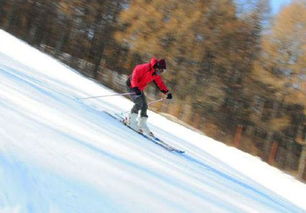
[
  {"left": 166, "top": 93, "right": 172, "bottom": 99},
  {"left": 132, "top": 87, "right": 141, "bottom": 95}
]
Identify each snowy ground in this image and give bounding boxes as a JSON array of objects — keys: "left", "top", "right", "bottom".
[{"left": 0, "top": 29, "right": 305, "bottom": 213}]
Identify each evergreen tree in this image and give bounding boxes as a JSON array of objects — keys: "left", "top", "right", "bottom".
[{"left": 251, "top": 0, "right": 306, "bottom": 165}]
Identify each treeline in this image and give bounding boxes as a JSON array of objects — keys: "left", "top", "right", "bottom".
[{"left": 1, "top": 0, "right": 305, "bottom": 180}]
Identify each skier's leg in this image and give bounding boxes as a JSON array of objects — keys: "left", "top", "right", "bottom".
[
  {"left": 138, "top": 116, "right": 153, "bottom": 136},
  {"left": 127, "top": 87, "right": 142, "bottom": 130},
  {"left": 130, "top": 92, "right": 144, "bottom": 114},
  {"left": 128, "top": 87, "right": 142, "bottom": 114},
  {"left": 128, "top": 112, "right": 138, "bottom": 130},
  {"left": 138, "top": 95, "right": 153, "bottom": 136}
]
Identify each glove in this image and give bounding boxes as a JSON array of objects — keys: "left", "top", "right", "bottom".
[
  {"left": 132, "top": 87, "right": 141, "bottom": 95},
  {"left": 166, "top": 93, "right": 172, "bottom": 99}
]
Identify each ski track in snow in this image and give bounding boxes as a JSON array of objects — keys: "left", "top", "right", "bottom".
[{"left": 0, "top": 30, "right": 305, "bottom": 213}]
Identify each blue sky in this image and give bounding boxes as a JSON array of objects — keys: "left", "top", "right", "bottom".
[
  {"left": 270, "top": 0, "right": 291, "bottom": 14},
  {"left": 236, "top": 0, "right": 292, "bottom": 15}
]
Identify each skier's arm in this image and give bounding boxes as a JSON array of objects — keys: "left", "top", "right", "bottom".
[
  {"left": 154, "top": 76, "right": 172, "bottom": 99},
  {"left": 153, "top": 76, "right": 169, "bottom": 94}
]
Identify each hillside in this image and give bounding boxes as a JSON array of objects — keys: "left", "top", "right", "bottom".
[{"left": 0, "top": 30, "right": 305, "bottom": 213}]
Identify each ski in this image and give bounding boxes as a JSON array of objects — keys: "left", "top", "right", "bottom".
[{"left": 104, "top": 111, "right": 185, "bottom": 154}]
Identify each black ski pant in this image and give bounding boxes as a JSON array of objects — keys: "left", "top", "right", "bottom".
[{"left": 127, "top": 86, "right": 148, "bottom": 117}]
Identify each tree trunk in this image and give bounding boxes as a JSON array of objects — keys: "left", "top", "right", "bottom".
[
  {"left": 285, "top": 141, "right": 296, "bottom": 170},
  {"left": 233, "top": 125, "right": 243, "bottom": 147},
  {"left": 263, "top": 131, "right": 273, "bottom": 161},
  {"left": 92, "top": 45, "right": 105, "bottom": 79},
  {"left": 263, "top": 100, "right": 280, "bottom": 161},
  {"left": 297, "top": 145, "right": 306, "bottom": 180},
  {"left": 268, "top": 141, "right": 279, "bottom": 164},
  {"left": 0, "top": 0, "right": 7, "bottom": 25},
  {"left": 54, "top": 20, "right": 72, "bottom": 57},
  {"left": 3, "top": 0, "right": 19, "bottom": 31}
]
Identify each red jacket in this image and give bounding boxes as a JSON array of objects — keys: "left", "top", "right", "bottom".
[{"left": 130, "top": 58, "right": 169, "bottom": 93}]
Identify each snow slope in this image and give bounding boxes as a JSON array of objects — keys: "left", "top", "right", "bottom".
[{"left": 0, "top": 30, "right": 305, "bottom": 213}]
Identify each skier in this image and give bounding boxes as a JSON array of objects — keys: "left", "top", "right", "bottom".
[{"left": 126, "top": 57, "right": 172, "bottom": 136}]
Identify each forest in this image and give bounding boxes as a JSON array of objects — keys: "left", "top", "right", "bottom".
[{"left": 0, "top": 0, "right": 305, "bottom": 180}]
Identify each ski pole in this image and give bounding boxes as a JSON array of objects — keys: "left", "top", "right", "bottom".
[
  {"left": 120, "top": 98, "right": 167, "bottom": 115},
  {"left": 148, "top": 98, "right": 166, "bottom": 105},
  {"left": 77, "top": 92, "right": 134, "bottom": 100}
]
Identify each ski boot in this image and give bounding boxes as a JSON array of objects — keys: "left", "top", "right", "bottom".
[
  {"left": 126, "top": 112, "right": 139, "bottom": 131},
  {"left": 138, "top": 116, "right": 154, "bottom": 137}
]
